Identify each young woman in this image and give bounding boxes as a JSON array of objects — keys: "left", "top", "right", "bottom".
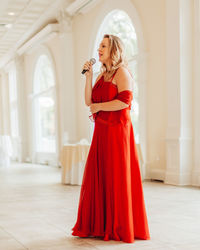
[{"left": 71, "top": 34, "right": 150, "bottom": 243}]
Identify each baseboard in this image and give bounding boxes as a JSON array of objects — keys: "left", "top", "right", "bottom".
[
  {"left": 149, "top": 168, "right": 165, "bottom": 181},
  {"left": 164, "top": 171, "right": 192, "bottom": 186},
  {"left": 145, "top": 166, "right": 200, "bottom": 186}
]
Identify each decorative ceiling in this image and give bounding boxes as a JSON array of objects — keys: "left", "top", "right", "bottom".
[{"left": 0, "top": 0, "right": 72, "bottom": 67}]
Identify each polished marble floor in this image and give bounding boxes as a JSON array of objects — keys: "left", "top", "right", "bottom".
[{"left": 0, "top": 163, "right": 200, "bottom": 250}]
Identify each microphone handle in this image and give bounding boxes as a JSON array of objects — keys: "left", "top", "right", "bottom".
[{"left": 81, "top": 69, "right": 88, "bottom": 74}]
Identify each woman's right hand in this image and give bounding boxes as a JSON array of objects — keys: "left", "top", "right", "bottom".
[{"left": 82, "top": 61, "right": 93, "bottom": 78}]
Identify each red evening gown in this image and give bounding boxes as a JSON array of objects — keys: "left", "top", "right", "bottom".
[{"left": 71, "top": 70, "right": 150, "bottom": 243}]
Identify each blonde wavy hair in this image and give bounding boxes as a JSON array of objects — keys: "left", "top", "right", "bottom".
[{"left": 100, "top": 34, "right": 128, "bottom": 81}]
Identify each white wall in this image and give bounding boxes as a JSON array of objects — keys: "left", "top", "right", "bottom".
[
  {"left": 23, "top": 30, "right": 77, "bottom": 164},
  {"left": 0, "top": 0, "right": 198, "bottom": 185},
  {"left": 73, "top": 0, "right": 167, "bottom": 178}
]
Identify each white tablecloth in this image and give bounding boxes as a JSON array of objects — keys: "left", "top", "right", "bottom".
[
  {"left": 60, "top": 143, "right": 90, "bottom": 185},
  {"left": 60, "top": 142, "right": 144, "bottom": 185}
]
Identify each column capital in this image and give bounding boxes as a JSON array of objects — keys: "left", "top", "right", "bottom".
[
  {"left": 56, "top": 10, "right": 73, "bottom": 34},
  {"left": 15, "top": 54, "right": 24, "bottom": 66}
]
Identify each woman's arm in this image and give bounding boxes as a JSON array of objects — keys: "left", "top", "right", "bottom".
[
  {"left": 85, "top": 75, "right": 93, "bottom": 106},
  {"left": 85, "top": 72, "right": 102, "bottom": 106},
  {"left": 84, "top": 60, "right": 103, "bottom": 106},
  {"left": 90, "top": 97, "right": 128, "bottom": 114},
  {"left": 90, "top": 67, "right": 133, "bottom": 113},
  {"left": 83, "top": 60, "right": 93, "bottom": 106}
]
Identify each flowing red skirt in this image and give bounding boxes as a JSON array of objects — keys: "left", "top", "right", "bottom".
[{"left": 71, "top": 117, "right": 150, "bottom": 243}]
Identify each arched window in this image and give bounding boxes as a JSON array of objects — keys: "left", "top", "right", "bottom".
[
  {"left": 92, "top": 10, "right": 139, "bottom": 143},
  {"left": 33, "top": 54, "right": 56, "bottom": 153}
]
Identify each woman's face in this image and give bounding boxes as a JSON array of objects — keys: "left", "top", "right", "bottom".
[{"left": 98, "top": 38, "right": 110, "bottom": 64}]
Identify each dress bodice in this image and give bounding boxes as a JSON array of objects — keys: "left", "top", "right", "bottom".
[
  {"left": 92, "top": 75, "right": 118, "bottom": 103},
  {"left": 91, "top": 75, "right": 133, "bottom": 125}
]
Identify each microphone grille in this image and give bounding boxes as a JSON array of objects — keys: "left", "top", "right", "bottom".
[{"left": 90, "top": 58, "right": 96, "bottom": 65}]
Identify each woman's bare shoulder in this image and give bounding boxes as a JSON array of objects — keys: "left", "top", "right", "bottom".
[
  {"left": 116, "top": 66, "right": 132, "bottom": 78},
  {"left": 115, "top": 66, "right": 133, "bottom": 91}
]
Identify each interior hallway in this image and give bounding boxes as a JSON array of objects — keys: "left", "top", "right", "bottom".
[{"left": 0, "top": 164, "right": 200, "bottom": 250}]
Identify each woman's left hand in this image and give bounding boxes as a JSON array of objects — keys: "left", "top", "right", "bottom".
[{"left": 89, "top": 103, "right": 101, "bottom": 114}]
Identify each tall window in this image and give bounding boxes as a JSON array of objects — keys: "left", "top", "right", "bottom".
[
  {"left": 93, "top": 10, "right": 139, "bottom": 143},
  {"left": 33, "top": 55, "right": 56, "bottom": 153},
  {"left": 8, "top": 66, "right": 19, "bottom": 138}
]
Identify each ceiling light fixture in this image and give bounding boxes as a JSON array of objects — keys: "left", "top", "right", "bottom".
[
  {"left": 5, "top": 23, "right": 13, "bottom": 28},
  {"left": 8, "top": 12, "right": 15, "bottom": 16}
]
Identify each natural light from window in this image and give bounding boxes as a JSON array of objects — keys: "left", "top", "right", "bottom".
[
  {"left": 33, "top": 55, "right": 56, "bottom": 153},
  {"left": 92, "top": 10, "right": 139, "bottom": 143}
]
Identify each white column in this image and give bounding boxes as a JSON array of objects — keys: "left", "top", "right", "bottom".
[
  {"left": 0, "top": 75, "right": 3, "bottom": 134},
  {"left": 0, "top": 71, "right": 10, "bottom": 135},
  {"left": 0, "top": 71, "right": 12, "bottom": 166},
  {"left": 165, "top": 0, "right": 193, "bottom": 185},
  {"left": 192, "top": 0, "right": 200, "bottom": 186},
  {"left": 138, "top": 52, "right": 148, "bottom": 180},
  {"left": 15, "top": 55, "right": 28, "bottom": 162},
  {"left": 56, "top": 11, "right": 77, "bottom": 146}
]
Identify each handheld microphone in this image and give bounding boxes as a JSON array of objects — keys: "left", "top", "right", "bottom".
[{"left": 81, "top": 58, "right": 96, "bottom": 74}]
